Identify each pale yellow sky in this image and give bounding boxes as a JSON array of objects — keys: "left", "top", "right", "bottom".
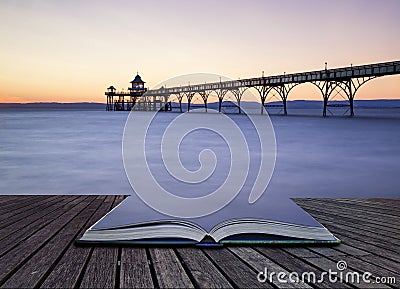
[{"left": 0, "top": 0, "right": 399, "bottom": 103}]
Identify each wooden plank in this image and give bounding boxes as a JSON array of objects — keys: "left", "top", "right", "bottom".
[
  {"left": 78, "top": 196, "right": 122, "bottom": 289},
  {"left": 325, "top": 231, "right": 400, "bottom": 264},
  {"left": 302, "top": 198, "right": 400, "bottom": 205},
  {"left": 41, "top": 246, "right": 93, "bottom": 289},
  {"left": 282, "top": 247, "right": 326, "bottom": 258},
  {"left": 0, "top": 195, "right": 39, "bottom": 207},
  {"left": 314, "top": 221, "right": 400, "bottom": 256},
  {"left": 149, "top": 248, "right": 194, "bottom": 288},
  {"left": 0, "top": 195, "right": 60, "bottom": 228},
  {"left": 203, "top": 248, "right": 272, "bottom": 288},
  {"left": 1, "top": 196, "right": 107, "bottom": 288},
  {"left": 296, "top": 201, "right": 400, "bottom": 235},
  {"left": 0, "top": 196, "right": 95, "bottom": 284},
  {"left": 306, "top": 246, "right": 349, "bottom": 257},
  {"left": 0, "top": 196, "right": 70, "bottom": 237},
  {"left": 331, "top": 244, "right": 371, "bottom": 257},
  {"left": 297, "top": 206, "right": 400, "bottom": 246},
  {"left": 79, "top": 247, "right": 118, "bottom": 289},
  {"left": 318, "top": 218, "right": 399, "bottom": 249},
  {"left": 315, "top": 199, "right": 400, "bottom": 217},
  {"left": 0, "top": 196, "right": 59, "bottom": 228},
  {"left": 40, "top": 196, "right": 119, "bottom": 289},
  {"left": 0, "top": 195, "right": 44, "bottom": 216},
  {"left": 0, "top": 197, "right": 397, "bottom": 289},
  {"left": 295, "top": 199, "right": 399, "bottom": 227},
  {"left": 294, "top": 201, "right": 399, "bottom": 262},
  {"left": 331, "top": 199, "right": 400, "bottom": 215},
  {"left": 175, "top": 248, "right": 233, "bottom": 288},
  {"left": 76, "top": 195, "right": 119, "bottom": 240},
  {"left": 316, "top": 199, "right": 400, "bottom": 223},
  {"left": 229, "top": 246, "right": 312, "bottom": 288},
  {"left": 360, "top": 254, "right": 400, "bottom": 275},
  {"left": 120, "top": 248, "right": 154, "bottom": 289},
  {"left": 295, "top": 205, "right": 400, "bottom": 239},
  {"left": 295, "top": 198, "right": 395, "bottom": 220},
  {"left": 254, "top": 247, "right": 351, "bottom": 288},
  {"left": 365, "top": 198, "right": 400, "bottom": 208},
  {"left": 295, "top": 199, "right": 398, "bottom": 225},
  {"left": 114, "top": 195, "right": 127, "bottom": 204},
  {"left": 0, "top": 196, "right": 79, "bottom": 257},
  {"left": 0, "top": 195, "right": 32, "bottom": 206}
]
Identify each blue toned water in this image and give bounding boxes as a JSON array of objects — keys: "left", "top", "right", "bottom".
[{"left": 0, "top": 108, "right": 400, "bottom": 198}]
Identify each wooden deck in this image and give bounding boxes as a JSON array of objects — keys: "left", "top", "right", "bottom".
[{"left": 0, "top": 196, "right": 398, "bottom": 288}]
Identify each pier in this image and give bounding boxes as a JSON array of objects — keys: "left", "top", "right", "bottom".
[
  {"left": 0, "top": 196, "right": 398, "bottom": 288},
  {"left": 106, "top": 60, "right": 400, "bottom": 116}
]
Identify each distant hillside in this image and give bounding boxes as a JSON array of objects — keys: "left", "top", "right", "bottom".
[
  {"left": 282, "top": 99, "right": 400, "bottom": 108},
  {"left": 0, "top": 102, "right": 106, "bottom": 109},
  {"left": 172, "top": 99, "right": 400, "bottom": 109}
]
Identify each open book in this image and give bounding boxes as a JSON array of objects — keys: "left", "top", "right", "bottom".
[{"left": 77, "top": 193, "right": 340, "bottom": 245}]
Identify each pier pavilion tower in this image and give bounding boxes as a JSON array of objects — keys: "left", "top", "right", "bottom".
[
  {"left": 127, "top": 73, "right": 147, "bottom": 110},
  {"left": 105, "top": 73, "right": 147, "bottom": 111}
]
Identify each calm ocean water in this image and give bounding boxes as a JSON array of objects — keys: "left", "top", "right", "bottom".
[{"left": 0, "top": 108, "right": 399, "bottom": 198}]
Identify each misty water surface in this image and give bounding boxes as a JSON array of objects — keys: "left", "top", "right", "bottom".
[{"left": 0, "top": 109, "right": 399, "bottom": 198}]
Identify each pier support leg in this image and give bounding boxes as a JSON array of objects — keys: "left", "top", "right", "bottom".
[
  {"left": 349, "top": 97, "right": 354, "bottom": 117},
  {"left": 186, "top": 92, "right": 194, "bottom": 112},
  {"left": 340, "top": 76, "right": 376, "bottom": 117},
  {"left": 199, "top": 91, "right": 210, "bottom": 112},
  {"left": 323, "top": 97, "right": 328, "bottom": 117},
  {"left": 312, "top": 80, "right": 337, "bottom": 118},
  {"left": 261, "top": 99, "right": 265, "bottom": 115},
  {"left": 231, "top": 88, "right": 246, "bottom": 114},
  {"left": 277, "top": 83, "right": 298, "bottom": 116},
  {"left": 164, "top": 95, "right": 169, "bottom": 104},
  {"left": 255, "top": 85, "right": 272, "bottom": 115},
  {"left": 177, "top": 93, "right": 184, "bottom": 113},
  {"left": 311, "top": 81, "right": 332, "bottom": 117},
  {"left": 347, "top": 80, "right": 355, "bottom": 117},
  {"left": 283, "top": 98, "right": 287, "bottom": 115},
  {"left": 216, "top": 89, "right": 227, "bottom": 113}
]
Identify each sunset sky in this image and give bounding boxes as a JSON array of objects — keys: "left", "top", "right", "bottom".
[{"left": 0, "top": 0, "right": 399, "bottom": 103}]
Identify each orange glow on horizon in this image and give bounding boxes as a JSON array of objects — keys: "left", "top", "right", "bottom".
[
  {"left": 1, "top": 74, "right": 399, "bottom": 104},
  {"left": 1, "top": 1, "right": 399, "bottom": 103}
]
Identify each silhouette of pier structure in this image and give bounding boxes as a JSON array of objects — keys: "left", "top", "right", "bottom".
[{"left": 105, "top": 60, "right": 400, "bottom": 116}]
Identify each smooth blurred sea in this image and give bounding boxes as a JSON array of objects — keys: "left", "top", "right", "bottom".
[{"left": 0, "top": 108, "right": 399, "bottom": 198}]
